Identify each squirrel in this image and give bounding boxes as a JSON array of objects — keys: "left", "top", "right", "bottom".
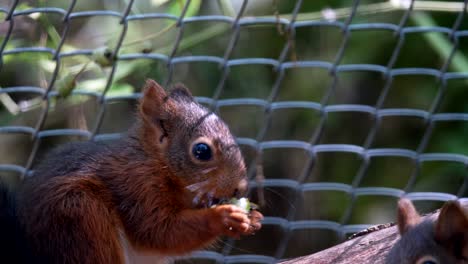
[
  {"left": 0, "top": 79, "right": 263, "bottom": 264},
  {"left": 386, "top": 198, "right": 468, "bottom": 264}
]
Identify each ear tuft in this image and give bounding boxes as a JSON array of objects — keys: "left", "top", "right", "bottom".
[
  {"left": 169, "top": 83, "right": 193, "bottom": 102},
  {"left": 435, "top": 200, "right": 468, "bottom": 257},
  {"left": 140, "top": 79, "right": 167, "bottom": 120},
  {"left": 397, "top": 198, "right": 422, "bottom": 235}
]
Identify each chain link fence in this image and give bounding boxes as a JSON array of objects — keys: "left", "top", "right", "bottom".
[{"left": 0, "top": 0, "right": 467, "bottom": 263}]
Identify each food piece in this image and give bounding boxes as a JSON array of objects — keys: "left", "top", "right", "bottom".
[{"left": 228, "top": 197, "right": 259, "bottom": 212}]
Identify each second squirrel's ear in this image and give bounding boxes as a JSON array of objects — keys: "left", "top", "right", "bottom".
[
  {"left": 397, "top": 198, "right": 421, "bottom": 235},
  {"left": 434, "top": 201, "right": 468, "bottom": 259}
]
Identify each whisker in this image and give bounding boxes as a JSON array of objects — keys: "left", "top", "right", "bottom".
[
  {"left": 185, "top": 180, "right": 210, "bottom": 192},
  {"left": 201, "top": 166, "right": 217, "bottom": 174},
  {"left": 192, "top": 191, "right": 204, "bottom": 206},
  {"left": 217, "top": 238, "right": 258, "bottom": 255},
  {"left": 207, "top": 190, "right": 215, "bottom": 198},
  {"left": 261, "top": 186, "right": 297, "bottom": 212}
]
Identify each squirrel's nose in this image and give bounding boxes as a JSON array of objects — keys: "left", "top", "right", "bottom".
[{"left": 234, "top": 178, "right": 248, "bottom": 198}]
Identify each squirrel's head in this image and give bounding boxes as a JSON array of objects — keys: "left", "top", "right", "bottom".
[
  {"left": 386, "top": 198, "right": 468, "bottom": 264},
  {"left": 138, "top": 79, "right": 248, "bottom": 208}
]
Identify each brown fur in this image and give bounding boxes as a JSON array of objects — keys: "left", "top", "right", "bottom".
[
  {"left": 15, "top": 80, "right": 263, "bottom": 264},
  {"left": 20, "top": 176, "right": 124, "bottom": 263}
]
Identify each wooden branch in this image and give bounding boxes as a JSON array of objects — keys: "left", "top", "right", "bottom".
[
  {"left": 280, "top": 200, "right": 468, "bottom": 264},
  {"left": 280, "top": 224, "right": 399, "bottom": 264}
]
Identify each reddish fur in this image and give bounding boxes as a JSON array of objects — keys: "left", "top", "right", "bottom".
[
  {"left": 19, "top": 176, "right": 124, "bottom": 263},
  {"left": 15, "top": 79, "right": 263, "bottom": 264}
]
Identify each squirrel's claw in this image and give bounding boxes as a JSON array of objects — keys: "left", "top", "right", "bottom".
[{"left": 246, "top": 210, "right": 263, "bottom": 235}]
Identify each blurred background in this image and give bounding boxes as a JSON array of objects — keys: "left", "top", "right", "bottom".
[{"left": 0, "top": 0, "right": 467, "bottom": 262}]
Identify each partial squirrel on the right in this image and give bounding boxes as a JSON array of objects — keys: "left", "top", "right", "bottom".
[{"left": 386, "top": 198, "right": 468, "bottom": 264}]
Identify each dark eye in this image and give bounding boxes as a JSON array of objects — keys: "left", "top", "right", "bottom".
[
  {"left": 192, "top": 143, "right": 212, "bottom": 161},
  {"left": 416, "top": 256, "right": 438, "bottom": 264}
]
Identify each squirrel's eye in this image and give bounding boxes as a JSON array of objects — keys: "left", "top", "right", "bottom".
[
  {"left": 416, "top": 256, "right": 438, "bottom": 264},
  {"left": 192, "top": 143, "right": 212, "bottom": 161}
]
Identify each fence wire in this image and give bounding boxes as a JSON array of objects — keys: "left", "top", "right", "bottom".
[{"left": 0, "top": 0, "right": 468, "bottom": 263}]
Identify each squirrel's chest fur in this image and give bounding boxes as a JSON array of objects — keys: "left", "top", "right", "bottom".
[{"left": 119, "top": 229, "right": 173, "bottom": 264}]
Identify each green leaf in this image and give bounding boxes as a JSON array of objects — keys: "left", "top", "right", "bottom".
[
  {"left": 107, "top": 83, "right": 134, "bottom": 97},
  {"left": 167, "top": 0, "right": 201, "bottom": 17},
  {"left": 79, "top": 78, "right": 107, "bottom": 93},
  {"left": 16, "top": 2, "right": 33, "bottom": 11},
  {"left": 76, "top": 79, "right": 134, "bottom": 97},
  {"left": 92, "top": 47, "right": 115, "bottom": 68},
  {"left": 56, "top": 74, "right": 77, "bottom": 98}
]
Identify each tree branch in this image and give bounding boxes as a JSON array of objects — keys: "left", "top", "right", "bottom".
[{"left": 280, "top": 224, "right": 398, "bottom": 264}]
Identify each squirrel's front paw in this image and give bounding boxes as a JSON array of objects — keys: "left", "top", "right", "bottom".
[{"left": 210, "top": 204, "right": 262, "bottom": 239}]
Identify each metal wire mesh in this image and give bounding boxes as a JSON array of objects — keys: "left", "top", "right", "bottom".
[{"left": 0, "top": 0, "right": 468, "bottom": 263}]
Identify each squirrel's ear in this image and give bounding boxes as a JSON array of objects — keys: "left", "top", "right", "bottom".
[
  {"left": 140, "top": 79, "right": 168, "bottom": 120},
  {"left": 397, "top": 198, "right": 421, "bottom": 235},
  {"left": 434, "top": 201, "right": 468, "bottom": 258},
  {"left": 168, "top": 83, "right": 193, "bottom": 102},
  {"left": 139, "top": 79, "right": 174, "bottom": 149}
]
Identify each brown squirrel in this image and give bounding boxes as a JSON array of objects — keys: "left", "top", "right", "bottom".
[
  {"left": 0, "top": 79, "right": 263, "bottom": 263},
  {"left": 386, "top": 198, "right": 468, "bottom": 264}
]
